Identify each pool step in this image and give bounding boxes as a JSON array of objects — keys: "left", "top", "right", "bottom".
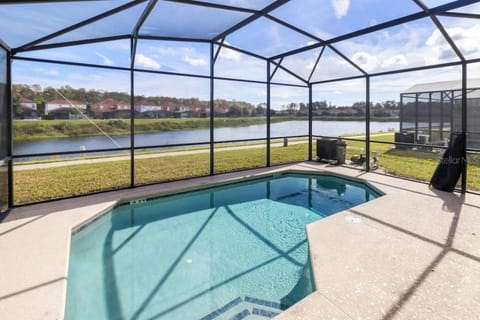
[{"left": 199, "top": 296, "right": 287, "bottom": 320}]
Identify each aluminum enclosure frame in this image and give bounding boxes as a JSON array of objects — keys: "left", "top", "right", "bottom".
[{"left": 1, "top": 0, "right": 479, "bottom": 210}]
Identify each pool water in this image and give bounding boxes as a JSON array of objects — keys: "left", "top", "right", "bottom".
[{"left": 65, "top": 173, "right": 380, "bottom": 320}]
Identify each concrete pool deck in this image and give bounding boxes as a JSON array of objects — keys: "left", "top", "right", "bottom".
[{"left": 0, "top": 162, "right": 479, "bottom": 319}]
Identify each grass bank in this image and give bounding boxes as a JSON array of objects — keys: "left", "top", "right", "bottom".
[
  {"left": 13, "top": 118, "right": 262, "bottom": 140},
  {"left": 13, "top": 141, "right": 310, "bottom": 204},
  {"left": 12, "top": 134, "right": 479, "bottom": 204},
  {"left": 13, "top": 116, "right": 398, "bottom": 141}
]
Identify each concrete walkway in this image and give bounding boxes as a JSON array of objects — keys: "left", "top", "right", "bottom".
[
  {"left": 14, "top": 133, "right": 393, "bottom": 171},
  {"left": 15, "top": 140, "right": 307, "bottom": 171},
  {"left": 1, "top": 163, "right": 479, "bottom": 320}
]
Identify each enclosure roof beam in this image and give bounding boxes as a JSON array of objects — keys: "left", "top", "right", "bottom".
[
  {"left": 430, "top": 15, "right": 465, "bottom": 61},
  {"left": 437, "top": 12, "right": 480, "bottom": 19},
  {"left": 0, "top": 39, "right": 11, "bottom": 52},
  {"left": 137, "top": 35, "right": 212, "bottom": 43},
  {"left": 15, "top": 35, "right": 132, "bottom": 53},
  {"left": 131, "top": 0, "right": 158, "bottom": 67},
  {"left": 307, "top": 46, "right": 325, "bottom": 83},
  {"left": 13, "top": 0, "right": 147, "bottom": 54},
  {"left": 215, "top": 42, "right": 268, "bottom": 61},
  {"left": 265, "top": 14, "right": 321, "bottom": 43},
  {"left": 269, "top": 59, "right": 308, "bottom": 84},
  {"left": 269, "top": 0, "right": 478, "bottom": 61},
  {"left": 269, "top": 57, "right": 283, "bottom": 81},
  {"left": 2, "top": 0, "right": 107, "bottom": 3},
  {"left": 212, "top": 0, "right": 290, "bottom": 42},
  {"left": 310, "top": 57, "right": 480, "bottom": 86},
  {"left": 213, "top": 38, "right": 225, "bottom": 65},
  {"left": 162, "top": 0, "right": 257, "bottom": 14},
  {"left": 412, "top": 0, "right": 465, "bottom": 62},
  {"left": 18, "top": 34, "right": 211, "bottom": 53},
  {"left": 328, "top": 45, "right": 367, "bottom": 75},
  {"left": 264, "top": 13, "right": 366, "bottom": 76}
]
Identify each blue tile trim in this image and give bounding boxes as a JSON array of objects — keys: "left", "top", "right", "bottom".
[
  {"left": 244, "top": 296, "right": 289, "bottom": 310},
  {"left": 229, "top": 309, "right": 250, "bottom": 320},
  {"left": 252, "top": 308, "right": 280, "bottom": 318},
  {"left": 71, "top": 210, "right": 111, "bottom": 235},
  {"left": 199, "top": 297, "right": 243, "bottom": 320}
]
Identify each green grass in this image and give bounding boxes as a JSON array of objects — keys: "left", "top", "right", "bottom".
[
  {"left": 13, "top": 116, "right": 399, "bottom": 141},
  {"left": 12, "top": 133, "right": 480, "bottom": 204},
  {"left": 13, "top": 118, "right": 269, "bottom": 141},
  {"left": 13, "top": 142, "right": 314, "bottom": 204},
  {"left": 344, "top": 133, "right": 480, "bottom": 190}
]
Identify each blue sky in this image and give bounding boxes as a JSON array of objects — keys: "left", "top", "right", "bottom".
[{"left": 4, "top": 0, "right": 480, "bottom": 107}]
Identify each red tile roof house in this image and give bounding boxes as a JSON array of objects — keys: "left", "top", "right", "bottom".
[
  {"left": 19, "top": 97, "right": 37, "bottom": 110},
  {"left": 45, "top": 99, "right": 87, "bottom": 115},
  {"left": 92, "top": 98, "right": 130, "bottom": 118}
]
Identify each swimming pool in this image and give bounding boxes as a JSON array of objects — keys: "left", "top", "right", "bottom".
[{"left": 65, "top": 173, "right": 381, "bottom": 320}]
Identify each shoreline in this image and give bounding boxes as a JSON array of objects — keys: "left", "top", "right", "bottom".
[{"left": 13, "top": 117, "right": 399, "bottom": 141}]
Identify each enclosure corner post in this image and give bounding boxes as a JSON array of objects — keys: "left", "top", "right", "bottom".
[
  {"left": 461, "top": 63, "right": 467, "bottom": 193},
  {"left": 365, "top": 75, "right": 370, "bottom": 172},
  {"left": 210, "top": 42, "right": 215, "bottom": 176},
  {"left": 266, "top": 60, "right": 271, "bottom": 167},
  {"left": 7, "top": 51, "right": 13, "bottom": 208},
  {"left": 308, "top": 83, "right": 313, "bottom": 161},
  {"left": 129, "top": 36, "right": 136, "bottom": 188}
]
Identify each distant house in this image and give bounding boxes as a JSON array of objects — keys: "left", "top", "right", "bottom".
[
  {"left": 47, "top": 108, "right": 88, "bottom": 119},
  {"left": 92, "top": 98, "right": 130, "bottom": 118},
  {"left": 335, "top": 107, "right": 358, "bottom": 117},
  {"left": 174, "top": 110, "right": 195, "bottom": 118},
  {"left": 15, "top": 97, "right": 37, "bottom": 119},
  {"left": 95, "top": 98, "right": 129, "bottom": 111},
  {"left": 45, "top": 99, "right": 86, "bottom": 115},
  {"left": 135, "top": 100, "right": 169, "bottom": 118},
  {"left": 214, "top": 105, "right": 229, "bottom": 116},
  {"left": 102, "top": 109, "right": 131, "bottom": 119},
  {"left": 176, "top": 105, "right": 191, "bottom": 112},
  {"left": 19, "top": 97, "right": 37, "bottom": 110},
  {"left": 134, "top": 100, "right": 163, "bottom": 113}
]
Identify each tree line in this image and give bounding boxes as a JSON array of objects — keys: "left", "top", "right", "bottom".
[{"left": 13, "top": 84, "right": 399, "bottom": 118}]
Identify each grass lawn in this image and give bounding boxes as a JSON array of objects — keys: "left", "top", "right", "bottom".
[
  {"left": 13, "top": 143, "right": 311, "bottom": 204},
  {"left": 13, "top": 133, "right": 480, "bottom": 204}
]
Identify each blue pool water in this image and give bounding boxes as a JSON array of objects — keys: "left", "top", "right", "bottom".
[{"left": 65, "top": 173, "right": 380, "bottom": 320}]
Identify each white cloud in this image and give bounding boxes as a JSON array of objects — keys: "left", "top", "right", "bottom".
[
  {"left": 427, "top": 24, "right": 480, "bottom": 60},
  {"left": 135, "top": 54, "right": 161, "bottom": 69},
  {"left": 381, "top": 55, "right": 408, "bottom": 68},
  {"left": 218, "top": 42, "right": 242, "bottom": 61},
  {"left": 33, "top": 68, "right": 59, "bottom": 76},
  {"left": 184, "top": 55, "right": 207, "bottom": 66},
  {"left": 331, "top": 0, "right": 350, "bottom": 19},
  {"left": 351, "top": 51, "right": 378, "bottom": 71},
  {"left": 94, "top": 52, "right": 114, "bottom": 66}
]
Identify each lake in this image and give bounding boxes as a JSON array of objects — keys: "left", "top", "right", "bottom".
[{"left": 13, "top": 120, "right": 398, "bottom": 156}]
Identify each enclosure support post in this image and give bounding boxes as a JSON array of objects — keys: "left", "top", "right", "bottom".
[
  {"left": 440, "top": 93, "right": 444, "bottom": 140},
  {"left": 450, "top": 90, "right": 454, "bottom": 133},
  {"left": 308, "top": 84, "right": 313, "bottom": 161},
  {"left": 428, "top": 92, "right": 432, "bottom": 139},
  {"left": 399, "top": 94, "right": 403, "bottom": 132},
  {"left": 129, "top": 37, "right": 135, "bottom": 188},
  {"left": 461, "top": 63, "right": 467, "bottom": 193},
  {"left": 415, "top": 93, "right": 419, "bottom": 143},
  {"left": 7, "top": 52, "right": 13, "bottom": 208},
  {"left": 365, "top": 76, "right": 370, "bottom": 172},
  {"left": 210, "top": 42, "right": 215, "bottom": 175},
  {"left": 266, "top": 60, "right": 271, "bottom": 167}
]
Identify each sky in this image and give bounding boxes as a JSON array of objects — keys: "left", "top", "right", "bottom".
[{"left": 3, "top": 0, "right": 480, "bottom": 108}]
